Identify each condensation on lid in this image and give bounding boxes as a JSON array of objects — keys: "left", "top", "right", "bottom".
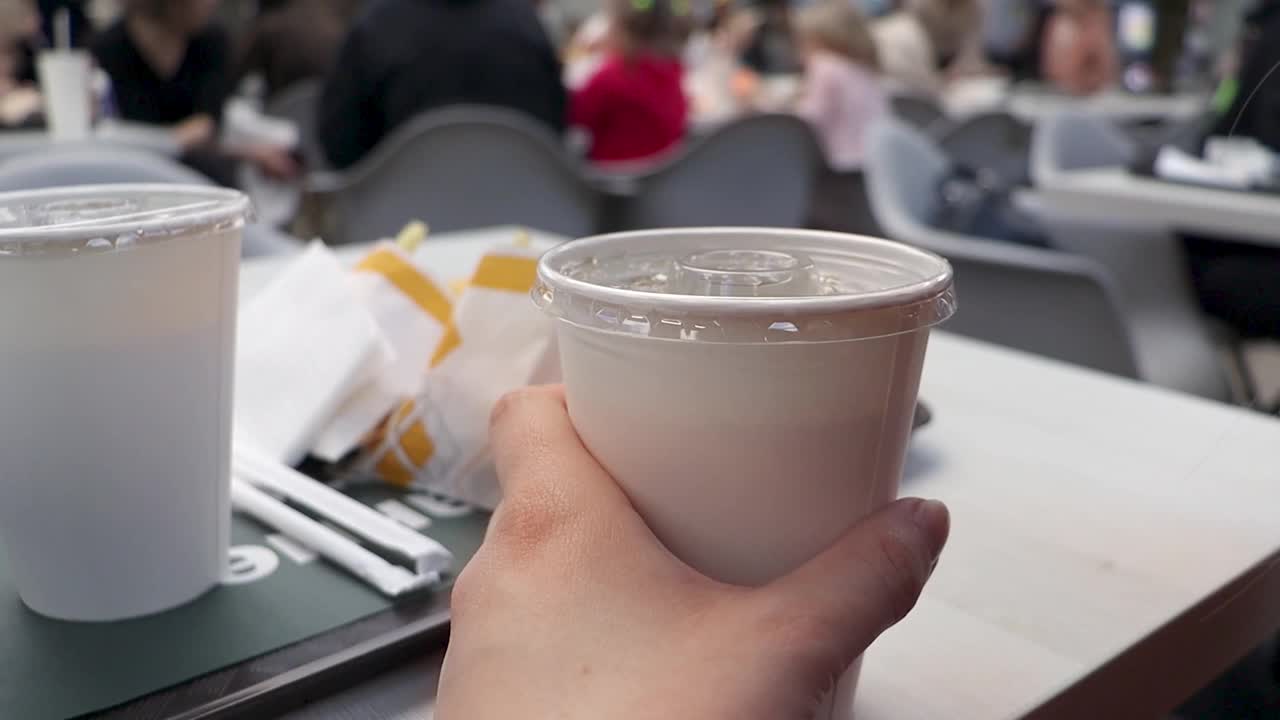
[
  {"left": 535, "top": 228, "right": 956, "bottom": 343},
  {"left": 0, "top": 184, "right": 252, "bottom": 257}
]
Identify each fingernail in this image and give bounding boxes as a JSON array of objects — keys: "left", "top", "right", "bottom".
[{"left": 913, "top": 499, "right": 950, "bottom": 559}]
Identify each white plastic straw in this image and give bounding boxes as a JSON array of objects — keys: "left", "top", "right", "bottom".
[
  {"left": 54, "top": 9, "right": 71, "bottom": 51},
  {"left": 233, "top": 441, "right": 453, "bottom": 575},
  {"left": 231, "top": 478, "right": 439, "bottom": 597}
]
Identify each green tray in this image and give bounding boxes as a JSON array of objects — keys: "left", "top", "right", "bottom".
[{"left": 0, "top": 484, "right": 487, "bottom": 720}]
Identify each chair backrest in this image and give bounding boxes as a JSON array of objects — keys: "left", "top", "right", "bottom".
[
  {"left": 937, "top": 111, "right": 1034, "bottom": 186},
  {"left": 867, "top": 118, "right": 1142, "bottom": 379},
  {"left": 890, "top": 95, "right": 947, "bottom": 133},
  {"left": 266, "top": 79, "right": 327, "bottom": 171},
  {"left": 0, "top": 148, "right": 299, "bottom": 257},
  {"left": 617, "top": 114, "right": 823, "bottom": 230},
  {"left": 1031, "top": 110, "right": 1137, "bottom": 185},
  {"left": 323, "top": 105, "right": 600, "bottom": 244}
]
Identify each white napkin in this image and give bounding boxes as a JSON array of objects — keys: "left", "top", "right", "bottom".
[
  {"left": 236, "top": 241, "right": 389, "bottom": 465},
  {"left": 1204, "top": 136, "right": 1279, "bottom": 185},
  {"left": 1154, "top": 146, "right": 1252, "bottom": 189},
  {"left": 222, "top": 98, "right": 300, "bottom": 150}
]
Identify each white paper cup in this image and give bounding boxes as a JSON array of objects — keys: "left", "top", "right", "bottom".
[
  {"left": 36, "top": 50, "right": 92, "bottom": 141},
  {"left": 0, "top": 185, "right": 250, "bottom": 622},
  {"left": 536, "top": 228, "right": 955, "bottom": 719}
]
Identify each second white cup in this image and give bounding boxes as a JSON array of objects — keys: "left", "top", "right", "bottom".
[{"left": 37, "top": 50, "right": 92, "bottom": 141}]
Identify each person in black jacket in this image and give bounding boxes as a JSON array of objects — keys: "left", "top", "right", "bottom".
[
  {"left": 93, "top": 0, "right": 299, "bottom": 184},
  {"left": 318, "top": 0, "right": 567, "bottom": 170},
  {"left": 1182, "top": 1, "right": 1280, "bottom": 343},
  {"left": 1214, "top": 0, "right": 1280, "bottom": 150}
]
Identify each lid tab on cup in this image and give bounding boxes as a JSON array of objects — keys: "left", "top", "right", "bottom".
[
  {"left": 0, "top": 184, "right": 252, "bottom": 257},
  {"left": 535, "top": 228, "right": 956, "bottom": 344}
]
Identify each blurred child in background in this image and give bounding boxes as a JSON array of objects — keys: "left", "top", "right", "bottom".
[
  {"left": 793, "top": 0, "right": 886, "bottom": 171},
  {"left": 569, "top": 0, "right": 689, "bottom": 165},
  {"left": 795, "top": 0, "right": 888, "bottom": 236}
]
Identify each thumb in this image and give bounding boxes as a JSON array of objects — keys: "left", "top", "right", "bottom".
[{"left": 755, "top": 498, "right": 950, "bottom": 675}]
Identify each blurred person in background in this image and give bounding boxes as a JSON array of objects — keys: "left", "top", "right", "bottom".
[
  {"left": 742, "top": 0, "right": 800, "bottom": 74},
  {"left": 318, "top": 0, "right": 566, "bottom": 170},
  {"left": 93, "top": 0, "right": 299, "bottom": 183},
  {"left": 0, "top": 0, "right": 42, "bottom": 128},
  {"left": 1183, "top": 0, "right": 1280, "bottom": 342},
  {"left": 872, "top": 0, "right": 982, "bottom": 96},
  {"left": 1041, "top": 0, "right": 1117, "bottom": 95},
  {"left": 235, "top": 0, "right": 349, "bottom": 100},
  {"left": 569, "top": 0, "right": 688, "bottom": 165},
  {"left": 1213, "top": 0, "right": 1280, "bottom": 151},
  {"left": 793, "top": 0, "right": 886, "bottom": 171},
  {"left": 796, "top": 0, "right": 888, "bottom": 236}
]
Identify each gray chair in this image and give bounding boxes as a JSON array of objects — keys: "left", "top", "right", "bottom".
[
  {"left": 1030, "top": 110, "right": 1137, "bottom": 185},
  {"left": 938, "top": 111, "right": 1034, "bottom": 186},
  {"left": 306, "top": 106, "right": 600, "bottom": 244},
  {"left": 613, "top": 114, "right": 823, "bottom": 230},
  {"left": 890, "top": 94, "right": 947, "bottom": 133},
  {"left": 0, "top": 148, "right": 301, "bottom": 258},
  {"left": 868, "top": 117, "right": 1142, "bottom": 379},
  {"left": 265, "top": 79, "right": 326, "bottom": 171},
  {"left": 1030, "top": 111, "right": 1232, "bottom": 401}
]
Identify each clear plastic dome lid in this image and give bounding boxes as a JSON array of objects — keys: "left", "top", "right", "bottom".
[
  {"left": 535, "top": 228, "right": 956, "bottom": 343},
  {"left": 0, "top": 184, "right": 252, "bottom": 257}
]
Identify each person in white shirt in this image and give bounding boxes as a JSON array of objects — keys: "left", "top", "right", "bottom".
[{"left": 793, "top": 0, "right": 887, "bottom": 171}]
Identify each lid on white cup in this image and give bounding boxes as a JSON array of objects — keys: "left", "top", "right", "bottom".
[
  {"left": 535, "top": 228, "right": 955, "bottom": 343},
  {"left": 0, "top": 184, "right": 251, "bottom": 257}
]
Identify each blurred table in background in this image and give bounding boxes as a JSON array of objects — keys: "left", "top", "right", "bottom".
[
  {"left": 245, "top": 227, "right": 1280, "bottom": 719},
  {"left": 944, "top": 77, "right": 1208, "bottom": 125},
  {"left": 0, "top": 121, "right": 179, "bottom": 164},
  {"left": 1038, "top": 167, "right": 1280, "bottom": 247}
]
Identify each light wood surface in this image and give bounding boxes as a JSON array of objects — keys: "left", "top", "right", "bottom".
[
  {"left": 247, "top": 229, "right": 1280, "bottom": 719},
  {"left": 1038, "top": 167, "right": 1280, "bottom": 247}
]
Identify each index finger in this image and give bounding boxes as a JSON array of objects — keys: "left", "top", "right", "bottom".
[{"left": 489, "top": 385, "right": 631, "bottom": 512}]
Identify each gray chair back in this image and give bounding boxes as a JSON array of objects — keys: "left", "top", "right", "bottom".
[
  {"left": 938, "top": 111, "right": 1033, "bottom": 186},
  {"left": 867, "top": 118, "right": 1142, "bottom": 379},
  {"left": 266, "top": 79, "right": 327, "bottom": 171},
  {"left": 890, "top": 94, "right": 947, "bottom": 133},
  {"left": 1031, "top": 110, "right": 1137, "bottom": 183},
  {"left": 0, "top": 148, "right": 300, "bottom": 257},
  {"left": 313, "top": 106, "right": 600, "bottom": 244},
  {"left": 1030, "top": 112, "right": 1232, "bottom": 400},
  {"left": 616, "top": 114, "right": 822, "bottom": 230}
]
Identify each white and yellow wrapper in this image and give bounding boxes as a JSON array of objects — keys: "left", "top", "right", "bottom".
[
  {"left": 311, "top": 238, "right": 452, "bottom": 462},
  {"left": 362, "top": 244, "right": 559, "bottom": 508}
]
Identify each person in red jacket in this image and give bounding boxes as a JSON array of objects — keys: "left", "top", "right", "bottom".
[{"left": 569, "top": 0, "right": 689, "bottom": 165}]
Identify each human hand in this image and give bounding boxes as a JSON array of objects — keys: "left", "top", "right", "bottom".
[
  {"left": 171, "top": 115, "right": 215, "bottom": 150},
  {"left": 436, "top": 386, "right": 950, "bottom": 720},
  {"left": 245, "top": 145, "right": 301, "bottom": 180}
]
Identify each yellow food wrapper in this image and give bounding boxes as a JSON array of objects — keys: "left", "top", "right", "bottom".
[
  {"left": 311, "top": 240, "right": 453, "bottom": 462},
  {"left": 361, "top": 244, "right": 559, "bottom": 508}
]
